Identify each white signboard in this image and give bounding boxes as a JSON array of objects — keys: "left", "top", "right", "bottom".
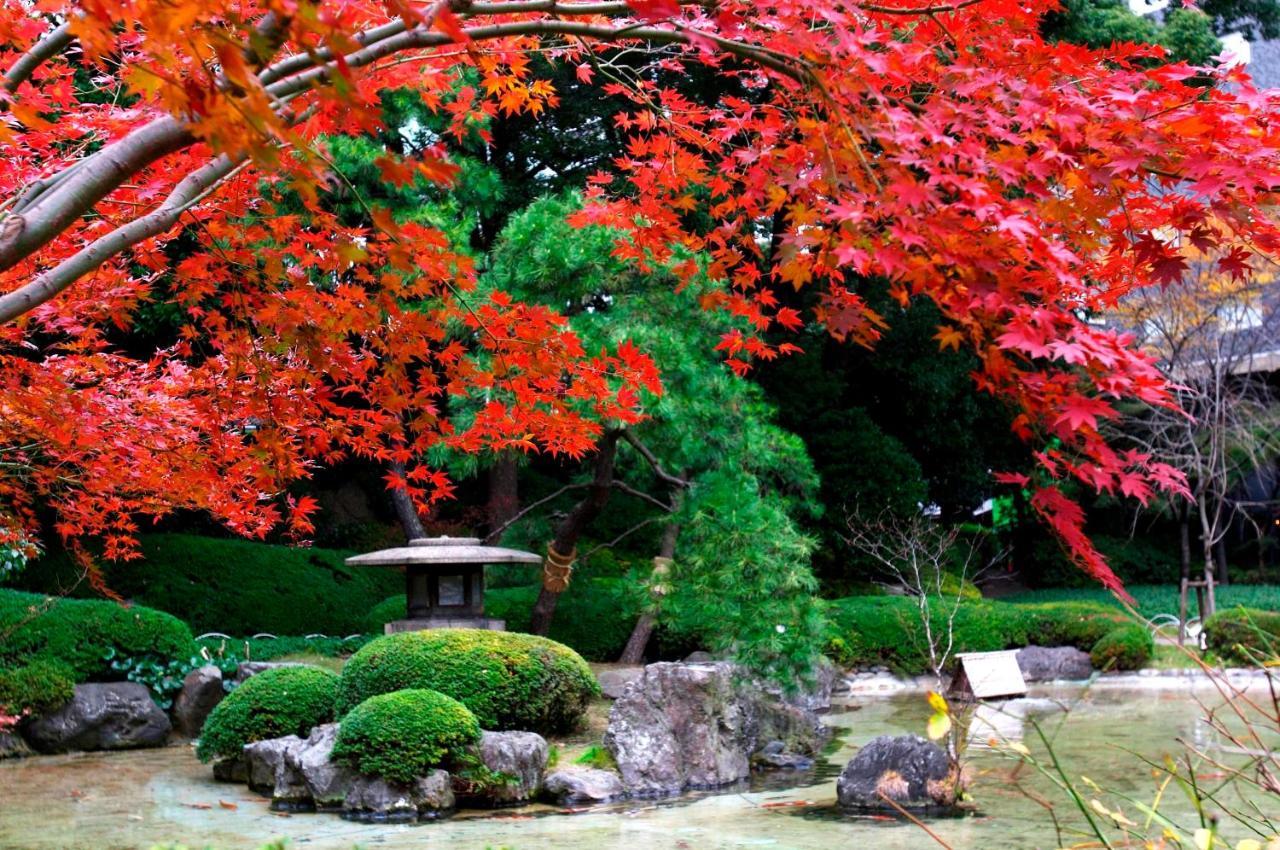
[{"left": 950, "top": 650, "right": 1027, "bottom": 700}]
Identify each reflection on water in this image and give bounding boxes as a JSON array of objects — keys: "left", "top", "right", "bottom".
[{"left": 0, "top": 681, "right": 1264, "bottom": 850}]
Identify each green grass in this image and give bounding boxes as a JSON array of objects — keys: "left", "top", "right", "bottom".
[{"left": 1002, "top": 585, "right": 1280, "bottom": 618}]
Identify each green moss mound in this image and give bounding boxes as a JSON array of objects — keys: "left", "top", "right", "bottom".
[
  {"left": 19, "top": 534, "right": 399, "bottom": 636},
  {"left": 0, "top": 659, "right": 75, "bottom": 716},
  {"left": 1090, "top": 623, "right": 1154, "bottom": 671},
  {"left": 337, "top": 629, "right": 599, "bottom": 733},
  {"left": 1204, "top": 607, "right": 1280, "bottom": 665},
  {"left": 196, "top": 666, "right": 338, "bottom": 762},
  {"left": 332, "top": 689, "right": 480, "bottom": 783},
  {"left": 365, "top": 578, "right": 649, "bottom": 662},
  {"left": 0, "top": 588, "right": 196, "bottom": 680}
]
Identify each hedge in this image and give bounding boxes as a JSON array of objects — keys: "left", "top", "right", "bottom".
[
  {"left": 19, "top": 534, "right": 400, "bottom": 636},
  {"left": 1204, "top": 607, "right": 1280, "bottom": 665},
  {"left": 366, "top": 578, "right": 651, "bottom": 662},
  {"left": 0, "top": 659, "right": 75, "bottom": 716},
  {"left": 332, "top": 689, "right": 480, "bottom": 783},
  {"left": 196, "top": 666, "right": 339, "bottom": 762},
  {"left": 0, "top": 588, "right": 196, "bottom": 681},
  {"left": 823, "top": 595, "right": 1143, "bottom": 674},
  {"left": 1090, "top": 623, "right": 1154, "bottom": 671},
  {"left": 336, "top": 629, "right": 599, "bottom": 734}
]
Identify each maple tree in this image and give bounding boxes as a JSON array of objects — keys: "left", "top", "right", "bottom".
[{"left": 1, "top": 0, "right": 1279, "bottom": 594}]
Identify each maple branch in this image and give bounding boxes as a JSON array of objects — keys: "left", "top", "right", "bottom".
[
  {"left": 2, "top": 20, "right": 73, "bottom": 94},
  {"left": 0, "top": 154, "right": 244, "bottom": 324},
  {"left": 482, "top": 481, "right": 591, "bottom": 543},
  {"left": 854, "top": 0, "right": 984, "bottom": 14}
]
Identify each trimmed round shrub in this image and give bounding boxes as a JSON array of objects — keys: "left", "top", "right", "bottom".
[
  {"left": 0, "top": 660, "right": 75, "bottom": 716},
  {"left": 337, "top": 629, "right": 599, "bottom": 733},
  {"left": 331, "top": 689, "right": 480, "bottom": 783},
  {"left": 1090, "top": 623, "right": 1154, "bottom": 671},
  {"left": 1204, "top": 607, "right": 1280, "bottom": 665},
  {"left": 0, "top": 588, "right": 196, "bottom": 680},
  {"left": 196, "top": 666, "right": 338, "bottom": 762}
]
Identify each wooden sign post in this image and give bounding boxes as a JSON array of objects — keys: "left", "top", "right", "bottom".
[{"left": 948, "top": 650, "right": 1027, "bottom": 700}]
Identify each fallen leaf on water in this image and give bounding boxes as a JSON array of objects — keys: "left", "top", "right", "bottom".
[
  {"left": 181, "top": 803, "right": 213, "bottom": 810},
  {"left": 559, "top": 807, "right": 591, "bottom": 814},
  {"left": 68, "top": 789, "right": 86, "bottom": 799},
  {"left": 269, "top": 811, "right": 291, "bottom": 818},
  {"left": 761, "top": 800, "right": 815, "bottom": 809},
  {"left": 218, "top": 800, "right": 238, "bottom": 810}
]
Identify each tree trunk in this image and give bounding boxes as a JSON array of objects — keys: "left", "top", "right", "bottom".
[
  {"left": 389, "top": 460, "right": 427, "bottom": 541},
  {"left": 529, "top": 429, "right": 622, "bottom": 636},
  {"left": 1215, "top": 539, "right": 1229, "bottom": 585},
  {"left": 1179, "top": 513, "right": 1192, "bottom": 583},
  {"left": 619, "top": 519, "right": 681, "bottom": 664},
  {"left": 486, "top": 451, "right": 520, "bottom": 538}
]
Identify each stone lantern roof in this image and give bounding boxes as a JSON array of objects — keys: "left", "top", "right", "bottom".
[{"left": 346, "top": 536, "right": 543, "bottom": 568}]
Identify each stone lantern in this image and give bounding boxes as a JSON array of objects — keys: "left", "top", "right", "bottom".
[{"left": 347, "top": 536, "right": 542, "bottom": 633}]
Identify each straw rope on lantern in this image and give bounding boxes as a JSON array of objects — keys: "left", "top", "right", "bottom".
[{"left": 542, "top": 544, "right": 577, "bottom": 593}]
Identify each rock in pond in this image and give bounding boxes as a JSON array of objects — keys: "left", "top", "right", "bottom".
[
  {"left": 458, "top": 730, "right": 547, "bottom": 805},
  {"left": 0, "top": 730, "right": 32, "bottom": 759},
  {"left": 1016, "top": 645, "right": 1093, "bottom": 682},
  {"left": 172, "top": 665, "right": 224, "bottom": 738},
  {"left": 269, "top": 724, "right": 357, "bottom": 811},
  {"left": 212, "top": 755, "right": 249, "bottom": 783},
  {"left": 603, "top": 661, "right": 828, "bottom": 797},
  {"left": 752, "top": 740, "right": 814, "bottom": 771},
  {"left": 596, "top": 667, "right": 644, "bottom": 700},
  {"left": 343, "top": 770, "right": 454, "bottom": 822},
  {"left": 244, "top": 735, "right": 302, "bottom": 793},
  {"left": 22, "top": 682, "right": 171, "bottom": 754},
  {"left": 543, "top": 767, "right": 626, "bottom": 804},
  {"left": 836, "top": 735, "right": 961, "bottom": 811}
]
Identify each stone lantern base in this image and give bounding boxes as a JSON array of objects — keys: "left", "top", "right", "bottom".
[{"left": 385, "top": 617, "right": 506, "bottom": 635}]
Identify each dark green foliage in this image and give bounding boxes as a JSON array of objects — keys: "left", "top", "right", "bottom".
[
  {"left": 1090, "top": 624, "right": 1154, "bottom": 671},
  {"left": 1043, "top": 0, "right": 1221, "bottom": 64},
  {"left": 1003, "top": 585, "right": 1280, "bottom": 617},
  {"left": 332, "top": 689, "right": 480, "bottom": 783},
  {"left": 19, "top": 534, "right": 399, "bottom": 636},
  {"left": 195, "top": 666, "right": 339, "bottom": 762},
  {"left": 1020, "top": 602, "right": 1128, "bottom": 650},
  {"left": 574, "top": 745, "right": 616, "bottom": 770},
  {"left": 0, "top": 660, "right": 75, "bottom": 716},
  {"left": 1204, "top": 607, "right": 1280, "bottom": 665},
  {"left": 336, "top": 629, "right": 598, "bottom": 734},
  {"left": 0, "top": 588, "right": 196, "bottom": 681}
]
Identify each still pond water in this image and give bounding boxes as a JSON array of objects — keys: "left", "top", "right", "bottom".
[{"left": 0, "top": 679, "right": 1265, "bottom": 850}]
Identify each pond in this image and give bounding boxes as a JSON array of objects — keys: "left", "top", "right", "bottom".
[{"left": 0, "top": 677, "right": 1267, "bottom": 850}]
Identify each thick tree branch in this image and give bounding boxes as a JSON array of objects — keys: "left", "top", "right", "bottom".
[
  {"left": 2, "top": 20, "right": 73, "bottom": 94},
  {"left": 621, "top": 430, "right": 690, "bottom": 488},
  {"left": 0, "top": 154, "right": 243, "bottom": 323}
]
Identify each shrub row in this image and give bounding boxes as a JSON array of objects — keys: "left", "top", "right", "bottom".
[
  {"left": 822, "top": 595, "right": 1143, "bottom": 674},
  {"left": 1204, "top": 607, "right": 1280, "bottom": 665},
  {"left": 19, "top": 534, "right": 400, "bottom": 636}
]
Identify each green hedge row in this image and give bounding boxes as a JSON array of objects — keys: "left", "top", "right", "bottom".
[
  {"left": 1204, "top": 607, "right": 1280, "bottom": 665},
  {"left": 822, "top": 595, "right": 1136, "bottom": 674},
  {"left": 19, "top": 534, "right": 400, "bottom": 636}
]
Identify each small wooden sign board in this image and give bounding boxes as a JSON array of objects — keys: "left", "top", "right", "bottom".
[{"left": 948, "top": 650, "right": 1027, "bottom": 700}]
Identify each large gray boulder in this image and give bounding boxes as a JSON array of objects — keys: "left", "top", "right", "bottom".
[
  {"left": 342, "top": 770, "right": 454, "bottom": 822},
  {"left": 1017, "top": 645, "right": 1093, "bottom": 682},
  {"left": 0, "top": 731, "right": 32, "bottom": 759},
  {"left": 597, "top": 667, "right": 644, "bottom": 700},
  {"left": 283, "top": 723, "right": 356, "bottom": 810},
  {"left": 543, "top": 767, "right": 626, "bottom": 805},
  {"left": 462, "top": 730, "right": 547, "bottom": 805},
  {"left": 22, "top": 683, "right": 171, "bottom": 753},
  {"left": 172, "top": 665, "right": 224, "bottom": 737},
  {"left": 836, "top": 735, "right": 960, "bottom": 810},
  {"left": 603, "top": 661, "right": 829, "bottom": 797},
  {"left": 244, "top": 735, "right": 303, "bottom": 793}
]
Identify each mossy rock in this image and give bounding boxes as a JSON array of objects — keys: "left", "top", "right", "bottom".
[
  {"left": 195, "top": 666, "right": 339, "bottom": 762},
  {"left": 1089, "top": 623, "right": 1153, "bottom": 671},
  {"left": 332, "top": 688, "right": 480, "bottom": 783},
  {"left": 336, "top": 629, "right": 599, "bottom": 734},
  {"left": 1204, "top": 607, "right": 1280, "bottom": 665},
  {"left": 0, "top": 659, "right": 75, "bottom": 716},
  {"left": 0, "top": 589, "right": 196, "bottom": 681}
]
